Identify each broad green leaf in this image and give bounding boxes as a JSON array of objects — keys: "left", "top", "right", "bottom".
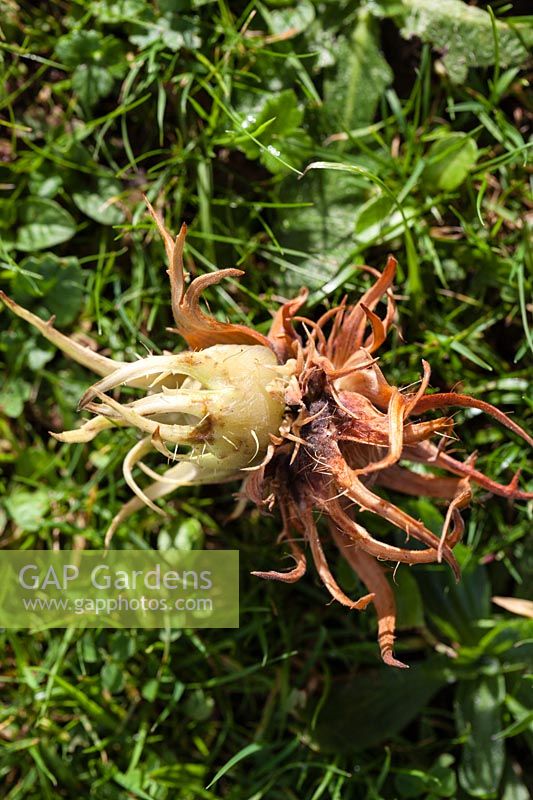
[
  {"left": 183, "top": 689, "right": 214, "bottom": 722},
  {"left": 0, "top": 198, "right": 16, "bottom": 230},
  {"left": 72, "top": 64, "right": 115, "bottom": 107},
  {"left": 236, "top": 90, "right": 310, "bottom": 173},
  {"left": 92, "top": 0, "right": 147, "bottom": 23},
  {"left": 101, "top": 663, "right": 124, "bottom": 694},
  {"left": 4, "top": 488, "right": 50, "bottom": 532},
  {"left": 400, "top": 0, "right": 531, "bottom": 84},
  {"left": 0, "top": 378, "right": 31, "bottom": 418},
  {"left": 323, "top": 9, "right": 392, "bottom": 131},
  {"left": 174, "top": 518, "right": 204, "bottom": 550},
  {"left": 79, "top": 632, "right": 98, "bottom": 663},
  {"left": 16, "top": 198, "right": 76, "bottom": 252},
  {"left": 129, "top": 13, "right": 201, "bottom": 51},
  {"left": 260, "top": 130, "right": 313, "bottom": 175},
  {"left": 238, "top": 91, "right": 302, "bottom": 153},
  {"left": 353, "top": 194, "right": 393, "bottom": 244},
  {"left": 303, "top": 160, "right": 422, "bottom": 297},
  {"left": 13, "top": 254, "right": 84, "bottom": 327},
  {"left": 500, "top": 761, "right": 531, "bottom": 800},
  {"left": 55, "top": 30, "right": 101, "bottom": 66},
  {"left": 265, "top": 2, "right": 315, "bottom": 37},
  {"left": 157, "top": 530, "right": 174, "bottom": 551},
  {"left": 314, "top": 657, "right": 450, "bottom": 751},
  {"left": 110, "top": 631, "right": 136, "bottom": 660},
  {"left": 429, "top": 754, "right": 457, "bottom": 797},
  {"left": 455, "top": 675, "right": 506, "bottom": 798},
  {"left": 354, "top": 194, "right": 417, "bottom": 245},
  {"left": 55, "top": 30, "right": 126, "bottom": 107},
  {"left": 73, "top": 177, "right": 125, "bottom": 225},
  {"left": 141, "top": 678, "right": 159, "bottom": 702},
  {"left": 29, "top": 173, "right": 62, "bottom": 199},
  {"left": 27, "top": 347, "right": 54, "bottom": 371},
  {"left": 275, "top": 168, "right": 366, "bottom": 288},
  {"left": 55, "top": 30, "right": 126, "bottom": 69},
  {"left": 423, "top": 134, "right": 478, "bottom": 192},
  {"left": 395, "top": 754, "right": 456, "bottom": 797}
]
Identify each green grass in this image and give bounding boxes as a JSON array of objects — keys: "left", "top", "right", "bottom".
[{"left": 0, "top": 1, "right": 532, "bottom": 798}]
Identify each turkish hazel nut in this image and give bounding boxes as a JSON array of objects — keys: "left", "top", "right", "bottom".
[{"left": 2, "top": 197, "right": 532, "bottom": 667}]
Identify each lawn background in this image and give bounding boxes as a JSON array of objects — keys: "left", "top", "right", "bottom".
[{"left": 0, "top": 1, "right": 532, "bottom": 797}]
